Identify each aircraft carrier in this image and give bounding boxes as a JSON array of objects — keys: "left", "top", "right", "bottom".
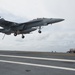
[{"left": 0, "top": 51, "right": 75, "bottom": 75}]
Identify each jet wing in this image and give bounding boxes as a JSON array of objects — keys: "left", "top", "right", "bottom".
[
  {"left": 0, "top": 19, "right": 18, "bottom": 28},
  {"left": 19, "top": 19, "right": 42, "bottom": 25},
  {"left": 0, "top": 18, "right": 42, "bottom": 29},
  {"left": 0, "top": 28, "right": 13, "bottom": 35}
]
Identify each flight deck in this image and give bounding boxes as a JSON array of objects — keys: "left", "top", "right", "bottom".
[{"left": 0, "top": 51, "right": 75, "bottom": 75}]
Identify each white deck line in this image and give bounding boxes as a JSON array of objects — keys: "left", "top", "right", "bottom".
[
  {"left": 0, "top": 54, "right": 75, "bottom": 62},
  {"left": 0, "top": 59, "right": 75, "bottom": 71}
]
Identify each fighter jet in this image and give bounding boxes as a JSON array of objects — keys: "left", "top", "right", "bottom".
[{"left": 0, "top": 17, "right": 64, "bottom": 39}]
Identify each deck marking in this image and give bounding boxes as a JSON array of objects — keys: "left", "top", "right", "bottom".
[
  {"left": 0, "top": 59, "right": 75, "bottom": 71},
  {"left": 0, "top": 54, "right": 75, "bottom": 62}
]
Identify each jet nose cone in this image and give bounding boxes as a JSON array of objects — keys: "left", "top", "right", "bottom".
[
  {"left": 55, "top": 18, "right": 65, "bottom": 22},
  {"left": 45, "top": 18, "right": 65, "bottom": 25},
  {"left": 59, "top": 19, "right": 65, "bottom": 21},
  {"left": 52, "top": 18, "right": 65, "bottom": 23}
]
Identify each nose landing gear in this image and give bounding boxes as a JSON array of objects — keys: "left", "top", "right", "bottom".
[
  {"left": 38, "top": 26, "right": 42, "bottom": 33},
  {"left": 22, "top": 34, "right": 25, "bottom": 39},
  {"left": 38, "top": 30, "right": 42, "bottom": 33}
]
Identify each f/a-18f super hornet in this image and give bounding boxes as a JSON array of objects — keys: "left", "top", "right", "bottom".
[{"left": 0, "top": 17, "right": 64, "bottom": 39}]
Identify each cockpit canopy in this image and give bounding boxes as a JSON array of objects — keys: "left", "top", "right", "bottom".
[{"left": 0, "top": 16, "right": 5, "bottom": 20}]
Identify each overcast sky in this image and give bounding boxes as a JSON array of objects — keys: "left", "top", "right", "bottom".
[{"left": 0, "top": 0, "right": 75, "bottom": 52}]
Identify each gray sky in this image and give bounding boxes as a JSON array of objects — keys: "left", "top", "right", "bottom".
[{"left": 0, "top": 0, "right": 75, "bottom": 52}]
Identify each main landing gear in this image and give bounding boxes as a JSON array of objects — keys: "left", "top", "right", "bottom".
[
  {"left": 14, "top": 33, "right": 25, "bottom": 39},
  {"left": 14, "top": 33, "right": 17, "bottom": 36}
]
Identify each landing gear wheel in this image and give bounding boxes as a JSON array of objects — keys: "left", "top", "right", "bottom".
[
  {"left": 38, "top": 30, "right": 42, "bottom": 33},
  {"left": 38, "top": 26, "right": 42, "bottom": 33},
  {"left": 14, "top": 33, "right": 17, "bottom": 36},
  {"left": 22, "top": 34, "right": 25, "bottom": 39}
]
